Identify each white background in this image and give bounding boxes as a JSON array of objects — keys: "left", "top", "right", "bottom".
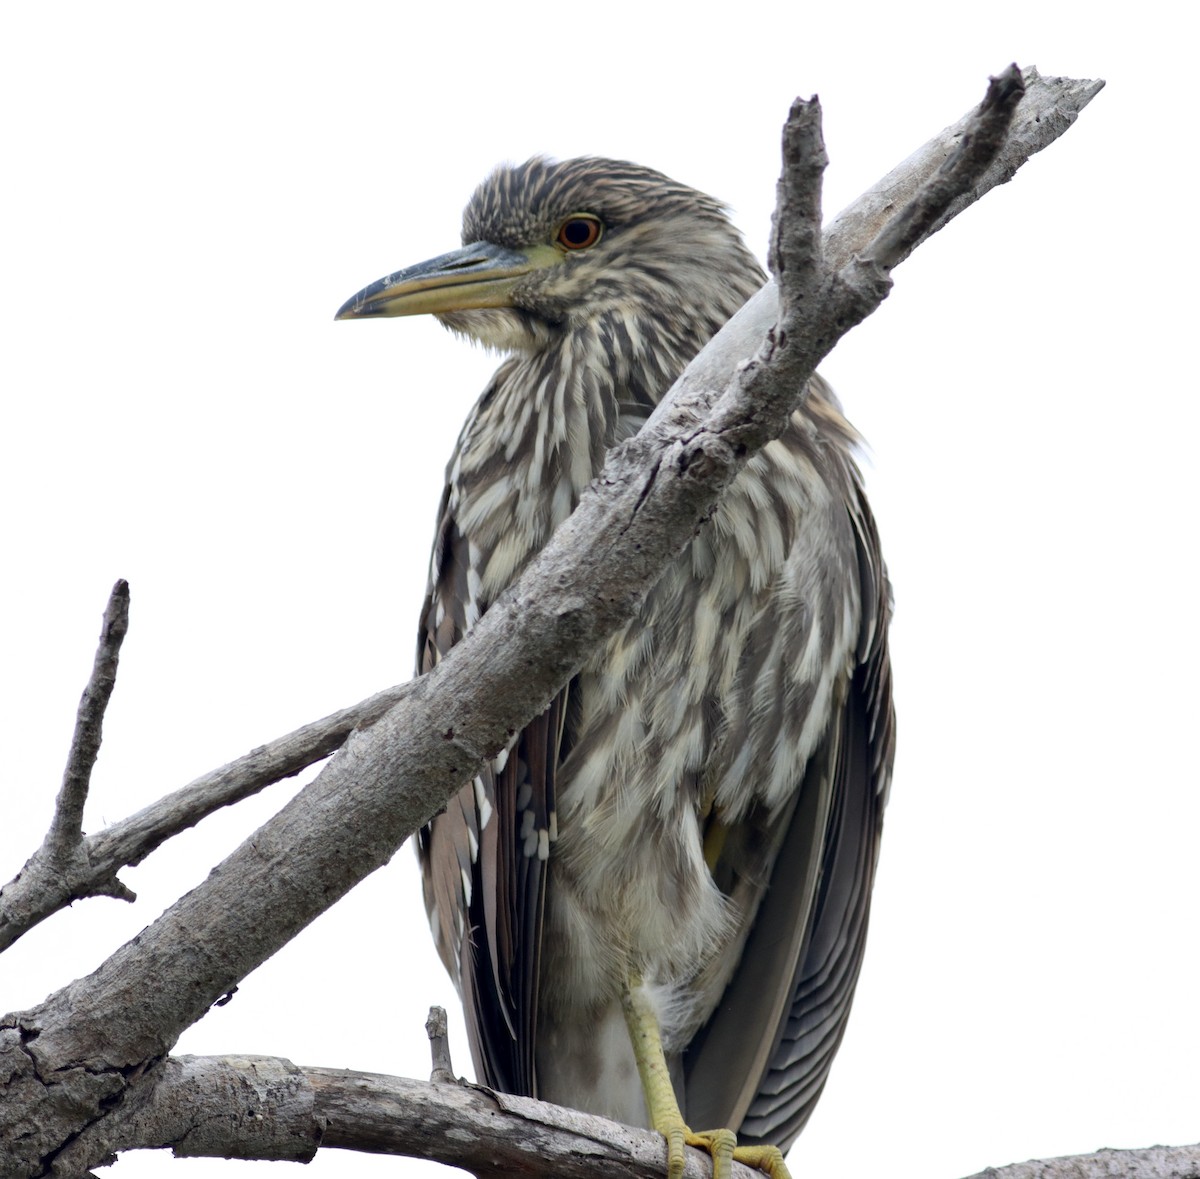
[{"left": 2, "top": 3, "right": 1195, "bottom": 1178}]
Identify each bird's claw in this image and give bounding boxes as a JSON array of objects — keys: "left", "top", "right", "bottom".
[
  {"left": 665, "top": 1125, "right": 790, "bottom": 1179},
  {"left": 729, "top": 1143, "right": 790, "bottom": 1179}
]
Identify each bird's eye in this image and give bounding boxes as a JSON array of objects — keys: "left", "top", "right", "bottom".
[{"left": 556, "top": 215, "right": 603, "bottom": 251}]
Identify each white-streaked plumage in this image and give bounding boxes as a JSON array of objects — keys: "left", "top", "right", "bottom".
[{"left": 340, "top": 155, "right": 894, "bottom": 1148}]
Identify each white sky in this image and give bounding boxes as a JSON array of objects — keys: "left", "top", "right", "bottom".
[{"left": 2, "top": 4, "right": 1195, "bottom": 1179}]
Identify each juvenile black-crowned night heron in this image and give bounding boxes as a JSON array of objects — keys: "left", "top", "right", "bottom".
[{"left": 337, "top": 156, "right": 894, "bottom": 1179}]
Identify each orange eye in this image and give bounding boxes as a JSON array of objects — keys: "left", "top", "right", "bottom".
[{"left": 556, "top": 215, "right": 602, "bottom": 251}]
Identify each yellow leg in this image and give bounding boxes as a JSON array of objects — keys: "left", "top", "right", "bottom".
[{"left": 621, "top": 978, "right": 792, "bottom": 1179}]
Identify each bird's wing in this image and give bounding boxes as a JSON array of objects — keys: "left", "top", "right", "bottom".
[
  {"left": 683, "top": 466, "right": 895, "bottom": 1149},
  {"left": 415, "top": 456, "right": 566, "bottom": 1098}
]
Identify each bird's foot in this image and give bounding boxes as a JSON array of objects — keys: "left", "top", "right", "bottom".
[
  {"left": 661, "top": 1121, "right": 732, "bottom": 1179},
  {"left": 660, "top": 1122, "right": 790, "bottom": 1179},
  {"left": 622, "top": 978, "right": 791, "bottom": 1179},
  {"left": 684, "top": 1127, "right": 736, "bottom": 1179}
]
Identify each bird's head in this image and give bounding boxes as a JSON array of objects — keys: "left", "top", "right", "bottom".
[{"left": 336, "top": 156, "right": 764, "bottom": 354}]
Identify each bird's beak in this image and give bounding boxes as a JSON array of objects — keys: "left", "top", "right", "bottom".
[{"left": 335, "top": 241, "right": 561, "bottom": 320}]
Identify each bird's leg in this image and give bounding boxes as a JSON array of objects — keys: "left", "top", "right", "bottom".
[
  {"left": 621, "top": 976, "right": 713, "bottom": 1179},
  {"left": 620, "top": 977, "right": 791, "bottom": 1179}
]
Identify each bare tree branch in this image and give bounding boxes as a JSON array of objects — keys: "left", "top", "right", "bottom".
[
  {"left": 825, "top": 66, "right": 1104, "bottom": 269},
  {"left": 863, "top": 64, "right": 1025, "bottom": 271},
  {"left": 961, "top": 1145, "right": 1200, "bottom": 1179},
  {"left": 48, "top": 1053, "right": 765, "bottom": 1179},
  {"left": 0, "top": 68, "right": 1103, "bottom": 1177},
  {"left": 668, "top": 66, "right": 1104, "bottom": 425},
  {"left": 44, "top": 1052, "right": 1200, "bottom": 1179},
  {"left": 0, "top": 672, "right": 413, "bottom": 952}
]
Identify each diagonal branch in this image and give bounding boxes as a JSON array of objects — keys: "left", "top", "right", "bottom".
[
  {"left": 862, "top": 63, "right": 1026, "bottom": 271},
  {"left": 662, "top": 66, "right": 1103, "bottom": 438},
  {"left": 0, "top": 68, "right": 1103, "bottom": 1176},
  {"left": 690, "top": 65, "right": 1027, "bottom": 458},
  {"left": 824, "top": 66, "right": 1104, "bottom": 270}
]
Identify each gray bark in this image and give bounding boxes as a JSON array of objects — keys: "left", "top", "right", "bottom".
[{"left": 44, "top": 1052, "right": 1200, "bottom": 1179}]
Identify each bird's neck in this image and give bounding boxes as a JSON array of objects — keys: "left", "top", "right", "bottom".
[{"left": 447, "top": 309, "right": 710, "bottom": 604}]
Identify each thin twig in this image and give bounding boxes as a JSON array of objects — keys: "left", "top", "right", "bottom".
[
  {"left": 702, "top": 96, "right": 828, "bottom": 451},
  {"left": 425, "top": 1006, "right": 456, "bottom": 1084},
  {"left": 768, "top": 95, "right": 827, "bottom": 294},
  {"left": 47, "top": 580, "right": 130, "bottom": 856},
  {"left": 89, "top": 680, "right": 414, "bottom": 868},
  {"left": 0, "top": 677, "right": 414, "bottom": 952}
]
